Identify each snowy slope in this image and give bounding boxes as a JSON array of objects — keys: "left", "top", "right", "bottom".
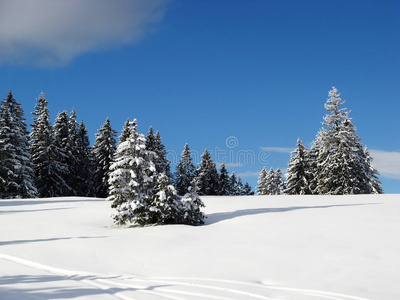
[{"left": 1, "top": 194, "right": 399, "bottom": 300}]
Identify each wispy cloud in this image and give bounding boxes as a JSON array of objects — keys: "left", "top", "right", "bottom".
[
  {"left": 0, "top": 0, "right": 168, "bottom": 66},
  {"left": 260, "top": 146, "right": 294, "bottom": 153},
  {"left": 370, "top": 150, "right": 400, "bottom": 180}
]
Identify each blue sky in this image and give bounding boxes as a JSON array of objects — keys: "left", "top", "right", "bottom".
[{"left": 0, "top": 0, "right": 399, "bottom": 193}]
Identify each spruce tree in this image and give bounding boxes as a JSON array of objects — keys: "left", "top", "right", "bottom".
[
  {"left": 286, "top": 139, "right": 312, "bottom": 195},
  {"left": 218, "top": 163, "right": 230, "bottom": 195},
  {"left": 150, "top": 173, "right": 181, "bottom": 224},
  {"left": 53, "top": 110, "right": 74, "bottom": 196},
  {"left": 146, "top": 127, "right": 172, "bottom": 179},
  {"left": 316, "top": 87, "right": 376, "bottom": 195},
  {"left": 364, "top": 146, "right": 383, "bottom": 194},
  {"left": 0, "top": 91, "right": 37, "bottom": 198},
  {"left": 242, "top": 182, "right": 253, "bottom": 195},
  {"left": 92, "top": 117, "right": 117, "bottom": 198},
  {"left": 265, "top": 167, "right": 277, "bottom": 195},
  {"left": 174, "top": 143, "right": 197, "bottom": 196},
  {"left": 256, "top": 166, "right": 268, "bottom": 195},
  {"left": 197, "top": 149, "right": 219, "bottom": 195},
  {"left": 119, "top": 118, "right": 131, "bottom": 143},
  {"left": 181, "top": 179, "right": 205, "bottom": 225},
  {"left": 229, "top": 172, "right": 239, "bottom": 195},
  {"left": 275, "top": 168, "right": 286, "bottom": 195},
  {"left": 74, "top": 121, "right": 93, "bottom": 196},
  {"left": 30, "top": 93, "right": 68, "bottom": 197},
  {"left": 107, "top": 119, "right": 158, "bottom": 225}
]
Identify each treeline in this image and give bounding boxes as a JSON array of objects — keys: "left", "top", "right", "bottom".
[{"left": 256, "top": 87, "right": 383, "bottom": 195}]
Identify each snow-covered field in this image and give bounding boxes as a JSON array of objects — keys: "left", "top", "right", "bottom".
[{"left": 1, "top": 194, "right": 399, "bottom": 300}]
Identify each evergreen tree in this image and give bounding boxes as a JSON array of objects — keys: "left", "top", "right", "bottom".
[
  {"left": 181, "top": 179, "right": 205, "bottom": 225},
  {"left": 256, "top": 166, "right": 268, "bottom": 195},
  {"left": 146, "top": 127, "right": 172, "bottom": 179},
  {"left": 229, "top": 172, "right": 239, "bottom": 195},
  {"left": 74, "top": 121, "right": 93, "bottom": 196},
  {"left": 150, "top": 173, "right": 181, "bottom": 224},
  {"left": 92, "top": 117, "right": 117, "bottom": 198},
  {"left": 242, "top": 182, "right": 253, "bottom": 195},
  {"left": 218, "top": 163, "right": 230, "bottom": 195},
  {"left": 174, "top": 143, "right": 197, "bottom": 196},
  {"left": 285, "top": 139, "right": 312, "bottom": 195},
  {"left": 316, "top": 87, "right": 376, "bottom": 194},
  {"left": 364, "top": 146, "right": 383, "bottom": 194},
  {"left": 305, "top": 142, "right": 319, "bottom": 194},
  {"left": 237, "top": 177, "right": 244, "bottom": 195},
  {"left": 53, "top": 110, "right": 74, "bottom": 196},
  {"left": 265, "top": 167, "right": 277, "bottom": 195},
  {"left": 275, "top": 168, "right": 286, "bottom": 195},
  {"left": 119, "top": 118, "right": 131, "bottom": 143},
  {"left": 197, "top": 149, "right": 219, "bottom": 195},
  {"left": 30, "top": 93, "right": 68, "bottom": 197},
  {"left": 107, "top": 119, "right": 158, "bottom": 225},
  {"left": 0, "top": 91, "right": 37, "bottom": 198}
]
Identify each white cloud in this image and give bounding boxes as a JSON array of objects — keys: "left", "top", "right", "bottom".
[
  {"left": 260, "top": 146, "right": 294, "bottom": 153},
  {"left": 0, "top": 0, "right": 168, "bottom": 66},
  {"left": 370, "top": 150, "right": 400, "bottom": 180}
]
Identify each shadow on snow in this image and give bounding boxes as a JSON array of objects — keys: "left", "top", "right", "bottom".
[{"left": 205, "top": 203, "right": 380, "bottom": 225}]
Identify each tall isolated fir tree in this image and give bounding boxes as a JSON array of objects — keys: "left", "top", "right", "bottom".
[
  {"left": 92, "top": 117, "right": 117, "bottom": 198},
  {"left": 0, "top": 91, "right": 37, "bottom": 198},
  {"left": 30, "top": 93, "right": 69, "bottom": 197},
  {"left": 315, "top": 87, "right": 381, "bottom": 194},
  {"left": 174, "top": 143, "right": 197, "bottom": 196}
]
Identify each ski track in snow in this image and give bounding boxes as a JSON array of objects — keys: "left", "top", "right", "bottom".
[{"left": 0, "top": 253, "right": 373, "bottom": 300}]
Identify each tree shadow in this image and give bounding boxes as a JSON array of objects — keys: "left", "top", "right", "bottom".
[
  {"left": 0, "top": 197, "right": 104, "bottom": 207},
  {"left": 205, "top": 203, "right": 380, "bottom": 225},
  {"left": 0, "top": 236, "right": 108, "bottom": 247},
  {"left": 0, "top": 207, "right": 73, "bottom": 215},
  {"left": 0, "top": 274, "right": 170, "bottom": 299}
]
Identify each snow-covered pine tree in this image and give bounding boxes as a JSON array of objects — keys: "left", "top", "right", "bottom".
[
  {"left": 285, "top": 139, "right": 312, "bottom": 195},
  {"left": 316, "top": 87, "right": 377, "bottom": 195},
  {"left": 67, "top": 109, "right": 80, "bottom": 194},
  {"left": 174, "top": 143, "right": 197, "bottom": 196},
  {"left": 364, "top": 146, "right": 383, "bottom": 194},
  {"left": 92, "top": 117, "right": 117, "bottom": 198},
  {"left": 0, "top": 91, "right": 37, "bottom": 198},
  {"left": 53, "top": 110, "right": 75, "bottom": 196},
  {"left": 146, "top": 127, "right": 172, "bottom": 179},
  {"left": 119, "top": 118, "right": 131, "bottom": 143},
  {"left": 256, "top": 166, "right": 267, "bottom": 195},
  {"left": 218, "top": 163, "right": 230, "bottom": 195},
  {"left": 30, "top": 93, "right": 69, "bottom": 197},
  {"left": 275, "top": 168, "right": 286, "bottom": 195},
  {"left": 107, "top": 119, "right": 158, "bottom": 225},
  {"left": 181, "top": 179, "right": 205, "bottom": 225},
  {"left": 150, "top": 173, "right": 181, "bottom": 224},
  {"left": 242, "top": 182, "right": 253, "bottom": 195},
  {"left": 229, "top": 171, "right": 239, "bottom": 195},
  {"left": 305, "top": 142, "right": 319, "bottom": 194},
  {"left": 237, "top": 177, "right": 244, "bottom": 195},
  {"left": 74, "top": 121, "right": 93, "bottom": 196},
  {"left": 197, "top": 149, "right": 219, "bottom": 195},
  {"left": 265, "top": 167, "right": 277, "bottom": 195}
]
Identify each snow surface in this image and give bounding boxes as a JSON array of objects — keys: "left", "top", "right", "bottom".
[{"left": 1, "top": 194, "right": 399, "bottom": 300}]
